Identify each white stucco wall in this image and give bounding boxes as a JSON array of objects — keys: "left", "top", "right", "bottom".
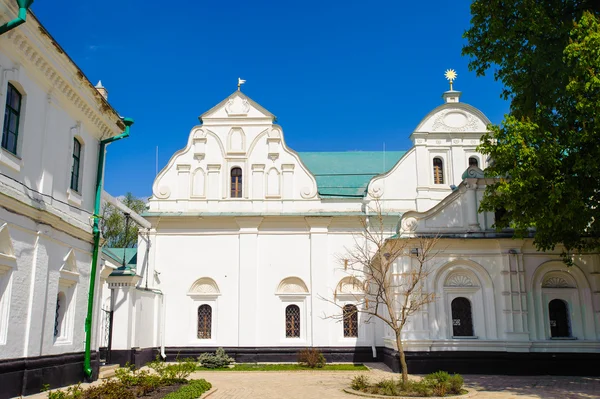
[{"left": 0, "top": 0, "right": 125, "bottom": 363}]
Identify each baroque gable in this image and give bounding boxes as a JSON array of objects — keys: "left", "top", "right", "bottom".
[
  {"left": 413, "top": 103, "right": 490, "bottom": 134},
  {"left": 149, "top": 91, "right": 319, "bottom": 211}
]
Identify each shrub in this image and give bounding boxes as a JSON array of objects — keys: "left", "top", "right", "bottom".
[
  {"left": 376, "top": 379, "right": 398, "bottom": 396},
  {"left": 83, "top": 380, "right": 136, "bottom": 399},
  {"left": 198, "top": 347, "right": 234, "bottom": 369},
  {"left": 350, "top": 375, "right": 370, "bottom": 391},
  {"left": 297, "top": 348, "right": 326, "bottom": 368},
  {"left": 163, "top": 379, "right": 212, "bottom": 399},
  {"left": 424, "top": 370, "right": 452, "bottom": 397},
  {"left": 449, "top": 373, "right": 464, "bottom": 394},
  {"left": 148, "top": 355, "right": 200, "bottom": 382}
]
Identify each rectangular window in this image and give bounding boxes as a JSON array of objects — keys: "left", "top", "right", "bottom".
[
  {"left": 2, "top": 84, "right": 22, "bottom": 155},
  {"left": 70, "top": 139, "right": 82, "bottom": 192}
]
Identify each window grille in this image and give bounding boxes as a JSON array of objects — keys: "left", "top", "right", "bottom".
[
  {"left": 468, "top": 157, "right": 479, "bottom": 168},
  {"left": 197, "top": 304, "right": 212, "bottom": 339},
  {"left": 343, "top": 304, "right": 358, "bottom": 337},
  {"left": 433, "top": 158, "right": 444, "bottom": 184},
  {"left": 285, "top": 305, "right": 300, "bottom": 338},
  {"left": 451, "top": 297, "right": 474, "bottom": 336},
  {"left": 54, "top": 294, "right": 61, "bottom": 337},
  {"left": 549, "top": 299, "right": 571, "bottom": 338}
]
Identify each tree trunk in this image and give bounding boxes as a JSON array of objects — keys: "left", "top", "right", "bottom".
[{"left": 395, "top": 332, "right": 408, "bottom": 384}]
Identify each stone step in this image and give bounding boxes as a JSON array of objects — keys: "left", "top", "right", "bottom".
[{"left": 99, "top": 364, "right": 120, "bottom": 379}]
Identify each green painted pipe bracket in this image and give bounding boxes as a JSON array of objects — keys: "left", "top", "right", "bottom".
[
  {"left": 83, "top": 117, "right": 134, "bottom": 379},
  {"left": 0, "top": 0, "right": 34, "bottom": 36}
]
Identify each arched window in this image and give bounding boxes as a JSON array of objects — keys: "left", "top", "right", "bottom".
[
  {"left": 54, "top": 292, "right": 66, "bottom": 338},
  {"left": 468, "top": 157, "right": 479, "bottom": 168},
  {"left": 433, "top": 158, "right": 444, "bottom": 184},
  {"left": 285, "top": 304, "right": 300, "bottom": 338},
  {"left": 2, "top": 83, "right": 22, "bottom": 155},
  {"left": 197, "top": 304, "right": 212, "bottom": 339},
  {"left": 549, "top": 299, "right": 571, "bottom": 338},
  {"left": 451, "top": 297, "right": 474, "bottom": 337},
  {"left": 70, "top": 138, "right": 82, "bottom": 192},
  {"left": 343, "top": 304, "right": 358, "bottom": 337},
  {"left": 231, "top": 167, "right": 242, "bottom": 198}
]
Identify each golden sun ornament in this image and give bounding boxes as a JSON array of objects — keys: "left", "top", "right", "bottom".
[{"left": 444, "top": 69, "right": 457, "bottom": 90}]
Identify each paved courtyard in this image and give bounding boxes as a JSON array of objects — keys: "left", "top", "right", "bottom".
[
  {"left": 23, "top": 364, "right": 600, "bottom": 399},
  {"left": 192, "top": 364, "right": 600, "bottom": 399}
]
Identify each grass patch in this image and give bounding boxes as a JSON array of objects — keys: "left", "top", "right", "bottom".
[{"left": 197, "top": 363, "right": 368, "bottom": 371}]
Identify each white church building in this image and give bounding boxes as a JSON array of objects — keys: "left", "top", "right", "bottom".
[{"left": 100, "top": 85, "right": 600, "bottom": 375}]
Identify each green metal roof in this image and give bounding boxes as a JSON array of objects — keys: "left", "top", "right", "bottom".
[
  {"left": 102, "top": 247, "right": 137, "bottom": 275},
  {"left": 297, "top": 151, "right": 406, "bottom": 198}
]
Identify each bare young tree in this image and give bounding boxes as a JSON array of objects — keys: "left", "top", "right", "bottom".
[{"left": 322, "top": 200, "right": 440, "bottom": 384}]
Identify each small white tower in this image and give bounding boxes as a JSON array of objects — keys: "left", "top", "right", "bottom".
[{"left": 95, "top": 80, "right": 108, "bottom": 100}]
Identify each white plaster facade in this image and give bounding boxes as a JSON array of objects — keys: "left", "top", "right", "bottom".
[
  {"left": 122, "top": 86, "right": 600, "bottom": 358},
  {"left": 0, "top": 0, "right": 126, "bottom": 372},
  {"left": 392, "top": 169, "right": 600, "bottom": 353}
]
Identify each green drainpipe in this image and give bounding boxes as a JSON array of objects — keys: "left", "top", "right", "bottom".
[
  {"left": 84, "top": 117, "right": 134, "bottom": 379},
  {"left": 0, "top": 0, "right": 34, "bottom": 36}
]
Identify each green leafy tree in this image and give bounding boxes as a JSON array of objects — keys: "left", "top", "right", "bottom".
[
  {"left": 463, "top": 2, "right": 600, "bottom": 257},
  {"left": 101, "top": 192, "right": 147, "bottom": 248}
]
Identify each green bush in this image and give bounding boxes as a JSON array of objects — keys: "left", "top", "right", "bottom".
[
  {"left": 148, "top": 356, "right": 198, "bottom": 382},
  {"left": 162, "top": 379, "right": 212, "bottom": 399},
  {"left": 79, "top": 380, "right": 136, "bottom": 399},
  {"left": 376, "top": 379, "right": 398, "bottom": 396},
  {"left": 297, "top": 348, "right": 326, "bottom": 368},
  {"left": 350, "top": 375, "right": 370, "bottom": 391},
  {"left": 198, "top": 347, "right": 234, "bottom": 369},
  {"left": 424, "top": 370, "right": 463, "bottom": 397},
  {"left": 448, "top": 373, "right": 464, "bottom": 394}
]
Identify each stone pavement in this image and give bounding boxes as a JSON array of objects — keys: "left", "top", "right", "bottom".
[
  {"left": 21, "top": 363, "right": 600, "bottom": 399},
  {"left": 191, "top": 363, "right": 600, "bottom": 399}
]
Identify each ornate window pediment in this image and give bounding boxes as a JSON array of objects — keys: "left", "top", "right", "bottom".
[
  {"left": 542, "top": 276, "right": 575, "bottom": 289},
  {"left": 276, "top": 277, "right": 309, "bottom": 295},
  {"left": 444, "top": 273, "right": 476, "bottom": 288},
  {"left": 59, "top": 249, "right": 79, "bottom": 288},
  {"left": 188, "top": 277, "right": 220, "bottom": 297}
]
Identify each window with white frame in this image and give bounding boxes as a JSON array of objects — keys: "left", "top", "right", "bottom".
[
  {"left": 197, "top": 304, "right": 212, "bottom": 339},
  {"left": 70, "top": 138, "right": 83, "bottom": 192},
  {"left": 335, "top": 276, "right": 364, "bottom": 340},
  {"left": 276, "top": 277, "right": 309, "bottom": 341},
  {"left": 433, "top": 157, "right": 444, "bottom": 184},
  {"left": 188, "top": 277, "right": 220, "bottom": 342},
  {"left": 2, "top": 83, "right": 22, "bottom": 155}
]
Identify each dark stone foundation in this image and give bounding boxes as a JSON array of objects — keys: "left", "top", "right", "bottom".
[
  {"left": 0, "top": 351, "right": 99, "bottom": 399},
  {"left": 381, "top": 348, "right": 600, "bottom": 376}
]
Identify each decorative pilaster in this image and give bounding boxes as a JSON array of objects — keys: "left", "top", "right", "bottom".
[
  {"left": 305, "top": 217, "right": 331, "bottom": 346},
  {"left": 499, "top": 243, "right": 529, "bottom": 345},
  {"left": 282, "top": 164, "right": 295, "bottom": 199},
  {"left": 207, "top": 164, "right": 221, "bottom": 199},
  {"left": 251, "top": 164, "right": 265, "bottom": 199},
  {"left": 176, "top": 164, "right": 191, "bottom": 199},
  {"left": 235, "top": 217, "right": 263, "bottom": 346}
]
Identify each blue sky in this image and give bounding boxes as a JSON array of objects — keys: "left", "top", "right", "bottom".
[{"left": 32, "top": 0, "right": 508, "bottom": 198}]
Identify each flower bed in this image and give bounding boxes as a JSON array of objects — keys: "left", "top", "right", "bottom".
[
  {"left": 347, "top": 372, "right": 471, "bottom": 398},
  {"left": 44, "top": 358, "right": 211, "bottom": 399}
]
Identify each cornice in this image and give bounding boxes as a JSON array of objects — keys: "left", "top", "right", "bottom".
[
  {"left": 0, "top": 184, "right": 94, "bottom": 243},
  {"left": 0, "top": 7, "right": 124, "bottom": 138}
]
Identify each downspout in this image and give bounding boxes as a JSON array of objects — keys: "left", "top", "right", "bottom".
[
  {"left": 84, "top": 117, "right": 134, "bottom": 379},
  {"left": 0, "top": 0, "right": 34, "bottom": 36}
]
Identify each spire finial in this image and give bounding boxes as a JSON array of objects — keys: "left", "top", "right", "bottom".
[
  {"left": 237, "top": 77, "right": 246, "bottom": 91},
  {"left": 444, "top": 69, "right": 457, "bottom": 91}
]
